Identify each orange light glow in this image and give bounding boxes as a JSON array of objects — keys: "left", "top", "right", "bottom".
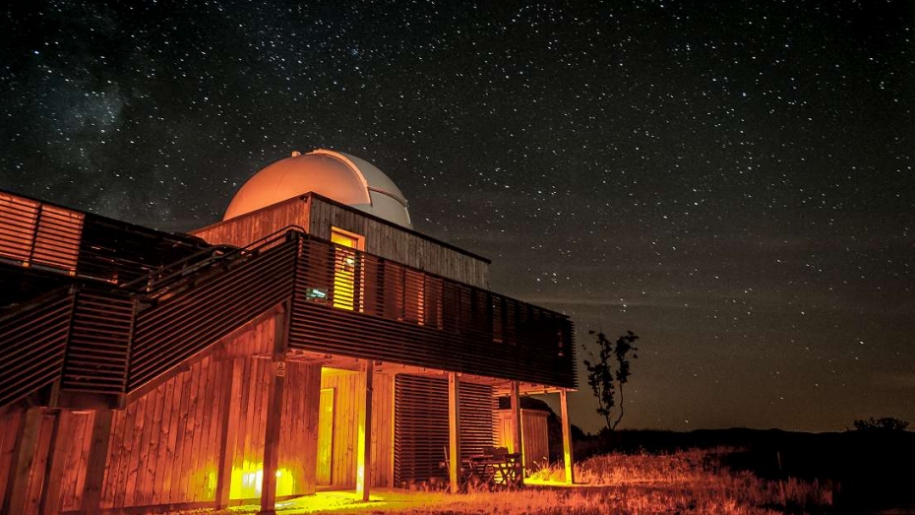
[{"left": 229, "top": 461, "right": 297, "bottom": 499}]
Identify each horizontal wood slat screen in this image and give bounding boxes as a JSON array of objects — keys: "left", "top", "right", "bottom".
[
  {"left": 0, "top": 290, "right": 73, "bottom": 406},
  {"left": 394, "top": 375, "right": 449, "bottom": 486},
  {"left": 2, "top": 224, "right": 572, "bottom": 410},
  {"left": 393, "top": 375, "right": 494, "bottom": 486},
  {"left": 291, "top": 235, "right": 576, "bottom": 388},
  {"left": 0, "top": 189, "right": 206, "bottom": 287},
  {"left": 128, "top": 236, "right": 298, "bottom": 391},
  {"left": 61, "top": 289, "right": 135, "bottom": 393},
  {"left": 0, "top": 191, "right": 83, "bottom": 274},
  {"left": 459, "top": 382, "right": 495, "bottom": 460}
]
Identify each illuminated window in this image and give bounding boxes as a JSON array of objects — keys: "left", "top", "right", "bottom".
[{"left": 330, "top": 227, "right": 364, "bottom": 311}]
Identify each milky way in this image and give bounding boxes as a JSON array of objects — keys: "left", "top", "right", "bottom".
[{"left": 1, "top": 1, "right": 912, "bottom": 432}]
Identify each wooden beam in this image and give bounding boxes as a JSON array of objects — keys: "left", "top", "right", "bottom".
[
  {"left": 447, "top": 372, "right": 461, "bottom": 493},
  {"left": 355, "top": 360, "right": 374, "bottom": 502},
  {"left": 38, "top": 409, "right": 72, "bottom": 515},
  {"left": 215, "top": 359, "right": 242, "bottom": 509},
  {"left": 81, "top": 409, "right": 114, "bottom": 515},
  {"left": 260, "top": 305, "right": 289, "bottom": 515},
  {"left": 1, "top": 407, "right": 42, "bottom": 515},
  {"left": 559, "top": 389, "right": 575, "bottom": 484}
]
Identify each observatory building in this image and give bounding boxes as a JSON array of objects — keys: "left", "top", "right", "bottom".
[{"left": 0, "top": 150, "right": 576, "bottom": 514}]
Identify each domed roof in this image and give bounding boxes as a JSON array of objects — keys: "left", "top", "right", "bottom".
[{"left": 224, "top": 149, "right": 412, "bottom": 228}]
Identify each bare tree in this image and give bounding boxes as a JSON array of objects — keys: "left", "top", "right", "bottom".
[{"left": 583, "top": 330, "right": 639, "bottom": 432}]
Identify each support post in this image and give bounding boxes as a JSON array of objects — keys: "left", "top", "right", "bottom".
[
  {"left": 39, "top": 409, "right": 73, "bottom": 515},
  {"left": 510, "top": 381, "right": 524, "bottom": 486},
  {"left": 447, "top": 372, "right": 461, "bottom": 493},
  {"left": 559, "top": 389, "right": 575, "bottom": 485},
  {"left": 215, "top": 359, "right": 242, "bottom": 509},
  {"left": 81, "top": 409, "right": 114, "bottom": 515},
  {"left": 2, "top": 407, "right": 43, "bottom": 515},
  {"left": 260, "top": 306, "right": 289, "bottom": 514},
  {"left": 355, "top": 360, "right": 374, "bottom": 502},
  {"left": 509, "top": 382, "right": 523, "bottom": 455}
]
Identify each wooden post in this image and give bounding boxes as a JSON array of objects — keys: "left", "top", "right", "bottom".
[
  {"left": 510, "top": 381, "right": 524, "bottom": 486},
  {"left": 1, "top": 407, "right": 43, "bottom": 515},
  {"left": 215, "top": 359, "right": 242, "bottom": 509},
  {"left": 355, "top": 360, "right": 374, "bottom": 502},
  {"left": 81, "top": 409, "right": 114, "bottom": 515},
  {"left": 509, "top": 382, "right": 523, "bottom": 454},
  {"left": 260, "top": 307, "right": 289, "bottom": 515},
  {"left": 38, "top": 409, "right": 73, "bottom": 515},
  {"left": 447, "top": 372, "right": 461, "bottom": 493},
  {"left": 559, "top": 389, "right": 575, "bottom": 485}
]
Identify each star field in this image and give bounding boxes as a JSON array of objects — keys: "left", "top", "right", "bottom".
[{"left": 1, "top": 0, "right": 913, "bottom": 433}]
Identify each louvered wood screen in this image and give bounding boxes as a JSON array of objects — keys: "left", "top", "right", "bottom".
[
  {"left": 128, "top": 235, "right": 298, "bottom": 391},
  {"left": 61, "top": 288, "right": 135, "bottom": 393},
  {"left": 393, "top": 375, "right": 494, "bottom": 486},
  {"left": 394, "top": 375, "right": 449, "bottom": 486},
  {"left": 0, "top": 192, "right": 83, "bottom": 273},
  {"left": 291, "top": 235, "right": 576, "bottom": 389},
  {"left": 0, "top": 289, "right": 73, "bottom": 406}
]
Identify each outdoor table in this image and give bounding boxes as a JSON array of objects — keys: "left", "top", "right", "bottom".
[{"left": 462, "top": 452, "right": 523, "bottom": 488}]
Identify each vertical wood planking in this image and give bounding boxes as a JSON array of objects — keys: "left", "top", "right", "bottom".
[
  {"left": 495, "top": 410, "right": 549, "bottom": 471},
  {"left": 3, "top": 408, "right": 44, "bottom": 515},
  {"left": 0, "top": 406, "right": 25, "bottom": 512},
  {"left": 191, "top": 197, "right": 309, "bottom": 248},
  {"left": 58, "top": 411, "right": 92, "bottom": 512},
  {"left": 23, "top": 411, "right": 56, "bottom": 515},
  {"left": 38, "top": 410, "right": 72, "bottom": 515},
  {"left": 370, "top": 373, "right": 395, "bottom": 488},
  {"left": 308, "top": 197, "right": 490, "bottom": 288},
  {"left": 81, "top": 409, "right": 113, "bottom": 515}
]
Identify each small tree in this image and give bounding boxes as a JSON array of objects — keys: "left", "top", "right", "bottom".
[
  {"left": 853, "top": 417, "right": 909, "bottom": 432},
  {"left": 583, "top": 330, "right": 639, "bottom": 432}
]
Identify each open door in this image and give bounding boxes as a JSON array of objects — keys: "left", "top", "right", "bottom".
[{"left": 316, "top": 388, "right": 335, "bottom": 485}]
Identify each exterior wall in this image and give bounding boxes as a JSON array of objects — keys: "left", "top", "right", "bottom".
[
  {"left": 191, "top": 196, "right": 310, "bottom": 248},
  {"left": 191, "top": 194, "right": 489, "bottom": 288},
  {"left": 0, "top": 405, "right": 24, "bottom": 511},
  {"left": 319, "top": 369, "right": 394, "bottom": 489},
  {"left": 53, "top": 317, "right": 323, "bottom": 512},
  {"left": 496, "top": 409, "right": 550, "bottom": 472},
  {"left": 309, "top": 196, "right": 489, "bottom": 288}
]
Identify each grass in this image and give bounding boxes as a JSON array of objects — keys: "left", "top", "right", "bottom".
[{"left": 196, "top": 448, "right": 835, "bottom": 514}]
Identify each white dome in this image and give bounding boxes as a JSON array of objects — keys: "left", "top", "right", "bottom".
[{"left": 224, "top": 149, "right": 412, "bottom": 228}]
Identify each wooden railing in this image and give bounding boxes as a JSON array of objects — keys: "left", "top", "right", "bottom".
[{"left": 0, "top": 226, "right": 575, "bottom": 409}]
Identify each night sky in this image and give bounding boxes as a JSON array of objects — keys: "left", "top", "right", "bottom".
[{"left": 2, "top": 1, "right": 913, "bottom": 434}]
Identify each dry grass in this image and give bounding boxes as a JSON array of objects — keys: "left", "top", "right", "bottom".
[{"left": 197, "top": 448, "right": 835, "bottom": 514}]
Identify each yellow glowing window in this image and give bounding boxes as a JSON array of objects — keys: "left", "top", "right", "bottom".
[{"left": 331, "top": 228, "right": 363, "bottom": 311}]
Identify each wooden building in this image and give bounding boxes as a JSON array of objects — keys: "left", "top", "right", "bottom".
[{"left": 0, "top": 149, "right": 577, "bottom": 515}]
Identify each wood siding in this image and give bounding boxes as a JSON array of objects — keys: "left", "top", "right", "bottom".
[
  {"left": 319, "top": 369, "right": 394, "bottom": 489},
  {"left": 0, "top": 405, "right": 25, "bottom": 511},
  {"left": 191, "top": 196, "right": 310, "bottom": 248},
  {"left": 496, "top": 409, "right": 550, "bottom": 471},
  {"left": 308, "top": 197, "right": 489, "bottom": 288},
  {"left": 192, "top": 195, "right": 489, "bottom": 288},
  {"left": 52, "top": 316, "right": 323, "bottom": 512}
]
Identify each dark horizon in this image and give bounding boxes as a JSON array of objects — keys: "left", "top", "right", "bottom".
[{"left": 1, "top": 1, "right": 912, "bottom": 434}]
